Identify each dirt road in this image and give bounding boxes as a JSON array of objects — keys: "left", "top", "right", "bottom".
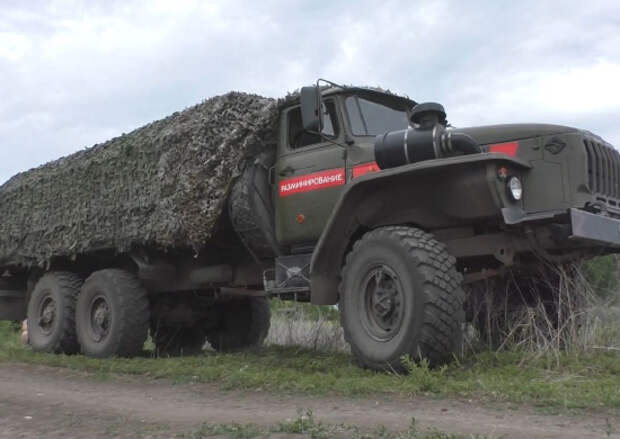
[{"left": 0, "top": 363, "right": 616, "bottom": 438}]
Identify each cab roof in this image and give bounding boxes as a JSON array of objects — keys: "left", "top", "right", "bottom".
[{"left": 278, "top": 86, "right": 416, "bottom": 111}]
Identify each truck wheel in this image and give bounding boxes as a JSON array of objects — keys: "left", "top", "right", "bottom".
[
  {"left": 151, "top": 323, "right": 205, "bottom": 356},
  {"left": 27, "top": 272, "right": 82, "bottom": 354},
  {"left": 339, "top": 226, "right": 465, "bottom": 371},
  {"left": 229, "top": 162, "right": 281, "bottom": 259},
  {"left": 76, "top": 269, "right": 150, "bottom": 358},
  {"left": 206, "top": 297, "right": 270, "bottom": 352}
]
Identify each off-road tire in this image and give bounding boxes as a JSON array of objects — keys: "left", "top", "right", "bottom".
[
  {"left": 229, "top": 163, "right": 279, "bottom": 259},
  {"left": 27, "top": 272, "right": 82, "bottom": 354},
  {"left": 206, "top": 297, "right": 271, "bottom": 352},
  {"left": 151, "top": 323, "right": 205, "bottom": 357},
  {"left": 76, "top": 269, "right": 150, "bottom": 358},
  {"left": 339, "top": 226, "right": 465, "bottom": 371}
]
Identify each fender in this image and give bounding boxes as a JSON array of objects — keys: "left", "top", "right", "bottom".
[{"left": 309, "top": 153, "right": 531, "bottom": 305}]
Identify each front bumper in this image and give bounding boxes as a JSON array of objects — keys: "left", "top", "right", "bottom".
[
  {"left": 502, "top": 206, "right": 620, "bottom": 248},
  {"left": 570, "top": 208, "right": 620, "bottom": 247}
]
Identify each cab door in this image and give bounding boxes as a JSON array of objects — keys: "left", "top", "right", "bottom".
[{"left": 274, "top": 99, "right": 346, "bottom": 247}]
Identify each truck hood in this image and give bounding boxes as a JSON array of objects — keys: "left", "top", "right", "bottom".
[{"left": 455, "top": 123, "right": 578, "bottom": 145}]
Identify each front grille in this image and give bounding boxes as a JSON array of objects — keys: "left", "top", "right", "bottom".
[{"left": 583, "top": 137, "right": 620, "bottom": 200}]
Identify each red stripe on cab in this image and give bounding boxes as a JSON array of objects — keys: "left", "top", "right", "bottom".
[
  {"left": 352, "top": 161, "right": 380, "bottom": 179},
  {"left": 489, "top": 141, "right": 519, "bottom": 157}
]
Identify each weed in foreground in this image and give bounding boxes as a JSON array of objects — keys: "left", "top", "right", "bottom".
[
  {"left": 188, "top": 421, "right": 263, "bottom": 439},
  {"left": 400, "top": 357, "right": 448, "bottom": 393},
  {"left": 185, "top": 410, "right": 493, "bottom": 439},
  {"left": 275, "top": 409, "right": 337, "bottom": 439}
]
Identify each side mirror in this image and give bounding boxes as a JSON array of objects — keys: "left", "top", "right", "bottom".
[{"left": 300, "top": 86, "right": 323, "bottom": 132}]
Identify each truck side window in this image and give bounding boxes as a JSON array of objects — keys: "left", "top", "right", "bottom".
[{"left": 288, "top": 100, "right": 338, "bottom": 149}]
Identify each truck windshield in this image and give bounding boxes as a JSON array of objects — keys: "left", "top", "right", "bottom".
[{"left": 345, "top": 96, "right": 409, "bottom": 136}]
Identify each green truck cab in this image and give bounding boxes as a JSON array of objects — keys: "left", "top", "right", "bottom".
[
  {"left": 2, "top": 82, "right": 618, "bottom": 371},
  {"left": 270, "top": 84, "right": 620, "bottom": 369}
]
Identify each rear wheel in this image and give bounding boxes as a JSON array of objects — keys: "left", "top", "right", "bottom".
[
  {"left": 76, "top": 269, "right": 150, "bottom": 358},
  {"left": 206, "top": 297, "right": 270, "bottom": 352},
  {"left": 27, "top": 272, "right": 82, "bottom": 354},
  {"left": 339, "top": 226, "right": 465, "bottom": 371}
]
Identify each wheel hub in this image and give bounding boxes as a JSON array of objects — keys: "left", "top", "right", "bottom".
[
  {"left": 38, "top": 296, "right": 56, "bottom": 335},
  {"left": 362, "top": 265, "right": 405, "bottom": 341},
  {"left": 372, "top": 284, "right": 396, "bottom": 318},
  {"left": 90, "top": 297, "right": 110, "bottom": 342}
]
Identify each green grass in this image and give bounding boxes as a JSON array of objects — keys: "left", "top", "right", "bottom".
[
  {"left": 183, "top": 410, "right": 492, "bottom": 439},
  {"left": 1, "top": 322, "right": 618, "bottom": 412},
  {"left": 270, "top": 298, "right": 341, "bottom": 322}
]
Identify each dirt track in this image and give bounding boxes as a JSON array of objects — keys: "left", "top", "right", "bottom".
[{"left": 0, "top": 363, "right": 617, "bottom": 438}]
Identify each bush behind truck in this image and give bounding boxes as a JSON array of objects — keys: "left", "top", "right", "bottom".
[{"left": 1, "top": 81, "right": 619, "bottom": 370}]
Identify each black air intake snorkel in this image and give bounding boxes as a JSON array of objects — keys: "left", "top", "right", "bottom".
[{"left": 374, "top": 102, "right": 480, "bottom": 170}]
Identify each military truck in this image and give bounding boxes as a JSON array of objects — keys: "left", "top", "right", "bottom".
[{"left": 1, "top": 81, "right": 619, "bottom": 370}]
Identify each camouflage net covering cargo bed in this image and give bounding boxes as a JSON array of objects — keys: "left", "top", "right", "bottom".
[{"left": 0, "top": 92, "right": 278, "bottom": 268}]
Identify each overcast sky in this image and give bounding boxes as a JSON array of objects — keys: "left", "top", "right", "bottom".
[{"left": 1, "top": 0, "right": 619, "bottom": 184}]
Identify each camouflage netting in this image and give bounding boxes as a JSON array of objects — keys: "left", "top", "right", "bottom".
[{"left": 0, "top": 92, "right": 278, "bottom": 268}]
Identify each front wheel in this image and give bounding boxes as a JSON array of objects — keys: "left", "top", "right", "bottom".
[{"left": 339, "top": 226, "right": 465, "bottom": 371}]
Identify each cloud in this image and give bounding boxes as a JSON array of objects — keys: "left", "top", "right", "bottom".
[{"left": 1, "top": 0, "right": 619, "bottom": 183}]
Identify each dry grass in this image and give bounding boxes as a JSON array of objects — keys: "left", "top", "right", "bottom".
[
  {"left": 464, "top": 261, "right": 620, "bottom": 364},
  {"left": 266, "top": 302, "right": 348, "bottom": 352}
]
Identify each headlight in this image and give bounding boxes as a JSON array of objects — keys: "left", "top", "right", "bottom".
[{"left": 507, "top": 176, "right": 523, "bottom": 201}]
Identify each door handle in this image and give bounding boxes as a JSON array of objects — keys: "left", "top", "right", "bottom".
[{"left": 278, "top": 166, "right": 296, "bottom": 177}]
